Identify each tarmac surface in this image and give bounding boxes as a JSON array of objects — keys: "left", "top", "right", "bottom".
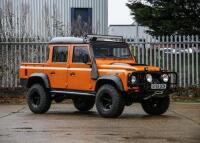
[{"left": 0, "top": 102, "right": 199, "bottom": 143}]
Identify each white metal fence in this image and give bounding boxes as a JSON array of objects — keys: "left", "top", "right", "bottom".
[
  {"left": 128, "top": 35, "right": 200, "bottom": 88},
  {"left": 0, "top": 35, "right": 200, "bottom": 88},
  {"left": 0, "top": 38, "right": 49, "bottom": 88}
]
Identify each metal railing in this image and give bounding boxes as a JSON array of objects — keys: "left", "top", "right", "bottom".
[
  {"left": 0, "top": 38, "right": 48, "bottom": 88},
  {"left": 0, "top": 35, "right": 199, "bottom": 88},
  {"left": 127, "top": 35, "right": 200, "bottom": 87}
]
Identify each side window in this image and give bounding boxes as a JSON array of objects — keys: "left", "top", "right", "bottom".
[
  {"left": 73, "top": 47, "right": 90, "bottom": 63},
  {"left": 52, "top": 47, "right": 68, "bottom": 63}
]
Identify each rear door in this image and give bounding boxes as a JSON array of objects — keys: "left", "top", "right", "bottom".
[
  {"left": 67, "top": 45, "right": 94, "bottom": 91},
  {"left": 47, "top": 45, "right": 69, "bottom": 89}
]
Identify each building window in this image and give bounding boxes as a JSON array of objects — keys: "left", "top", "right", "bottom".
[
  {"left": 52, "top": 47, "right": 68, "bottom": 63},
  {"left": 71, "top": 8, "right": 92, "bottom": 36}
]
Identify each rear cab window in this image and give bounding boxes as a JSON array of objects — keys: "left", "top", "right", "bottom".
[{"left": 52, "top": 46, "right": 68, "bottom": 63}]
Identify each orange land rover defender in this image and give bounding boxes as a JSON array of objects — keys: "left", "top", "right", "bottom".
[{"left": 19, "top": 35, "right": 177, "bottom": 118}]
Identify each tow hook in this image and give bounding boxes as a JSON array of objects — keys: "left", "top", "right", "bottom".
[{"left": 143, "top": 91, "right": 164, "bottom": 100}]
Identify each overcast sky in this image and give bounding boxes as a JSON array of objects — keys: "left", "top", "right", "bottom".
[{"left": 108, "top": 0, "right": 134, "bottom": 25}]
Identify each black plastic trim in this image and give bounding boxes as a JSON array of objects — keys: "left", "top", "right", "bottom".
[
  {"left": 96, "top": 75, "right": 124, "bottom": 91},
  {"left": 27, "top": 73, "right": 50, "bottom": 88},
  {"left": 20, "top": 78, "right": 28, "bottom": 88},
  {"left": 50, "top": 89, "right": 95, "bottom": 96}
]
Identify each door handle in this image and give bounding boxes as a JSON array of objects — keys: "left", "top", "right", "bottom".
[
  {"left": 50, "top": 71, "right": 55, "bottom": 74},
  {"left": 70, "top": 72, "right": 76, "bottom": 76}
]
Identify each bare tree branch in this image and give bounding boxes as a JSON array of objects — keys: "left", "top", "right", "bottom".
[
  {"left": 4, "top": 0, "right": 15, "bottom": 39},
  {"left": 20, "top": 2, "right": 30, "bottom": 38},
  {"left": 43, "top": 2, "right": 51, "bottom": 38}
]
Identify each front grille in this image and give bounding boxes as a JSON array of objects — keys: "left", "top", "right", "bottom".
[
  {"left": 128, "top": 72, "right": 167, "bottom": 90},
  {"left": 130, "top": 72, "right": 162, "bottom": 84},
  {"left": 128, "top": 71, "right": 178, "bottom": 95}
]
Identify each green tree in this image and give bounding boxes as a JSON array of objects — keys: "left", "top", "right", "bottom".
[{"left": 127, "top": 0, "right": 200, "bottom": 36}]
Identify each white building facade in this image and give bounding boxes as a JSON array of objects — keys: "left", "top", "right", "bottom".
[
  {"left": 0, "top": 0, "right": 108, "bottom": 39},
  {"left": 108, "top": 25, "right": 150, "bottom": 42}
]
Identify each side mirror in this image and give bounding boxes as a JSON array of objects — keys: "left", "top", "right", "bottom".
[{"left": 82, "top": 54, "right": 89, "bottom": 64}]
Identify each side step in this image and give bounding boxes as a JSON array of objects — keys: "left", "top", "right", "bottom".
[{"left": 50, "top": 90, "right": 95, "bottom": 96}]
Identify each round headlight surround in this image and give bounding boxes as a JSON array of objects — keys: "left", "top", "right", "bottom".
[
  {"left": 131, "top": 75, "right": 137, "bottom": 84},
  {"left": 146, "top": 74, "right": 153, "bottom": 83},
  {"left": 162, "top": 74, "right": 169, "bottom": 82}
]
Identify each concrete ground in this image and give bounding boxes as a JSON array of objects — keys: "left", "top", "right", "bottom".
[{"left": 0, "top": 102, "right": 199, "bottom": 143}]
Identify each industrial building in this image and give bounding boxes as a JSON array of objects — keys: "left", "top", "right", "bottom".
[
  {"left": 0, "top": 0, "right": 108, "bottom": 39},
  {"left": 108, "top": 24, "right": 150, "bottom": 42}
]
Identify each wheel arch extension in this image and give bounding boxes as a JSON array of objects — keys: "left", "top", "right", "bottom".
[
  {"left": 95, "top": 75, "right": 124, "bottom": 92},
  {"left": 27, "top": 73, "right": 50, "bottom": 89}
]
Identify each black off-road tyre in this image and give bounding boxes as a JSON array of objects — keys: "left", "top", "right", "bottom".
[
  {"left": 73, "top": 97, "right": 95, "bottom": 112},
  {"left": 95, "top": 84, "right": 125, "bottom": 118},
  {"left": 141, "top": 95, "right": 170, "bottom": 115},
  {"left": 27, "top": 84, "right": 51, "bottom": 114}
]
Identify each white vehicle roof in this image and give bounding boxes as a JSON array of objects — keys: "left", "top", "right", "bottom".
[
  {"left": 49, "top": 35, "right": 124, "bottom": 44},
  {"left": 49, "top": 37, "right": 86, "bottom": 44}
]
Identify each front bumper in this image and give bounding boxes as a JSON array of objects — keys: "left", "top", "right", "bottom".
[{"left": 127, "top": 71, "right": 178, "bottom": 99}]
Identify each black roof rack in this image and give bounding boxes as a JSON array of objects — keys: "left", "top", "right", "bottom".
[{"left": 85, "top": 34, "right": 124, "bottom": 42}]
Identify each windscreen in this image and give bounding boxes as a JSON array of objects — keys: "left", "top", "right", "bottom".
[{"left": 92, "top": 42, "right": 131, "bottom": 59}]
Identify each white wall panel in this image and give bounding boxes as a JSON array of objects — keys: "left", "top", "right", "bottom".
[{"left": 0, "top": 0, "right": 108, "bottom": 39}]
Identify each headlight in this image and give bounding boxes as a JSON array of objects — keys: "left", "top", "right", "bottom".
[
  {"left": 131, "top": 76, "right": 137, "bottom": 84},
  {"left": 146, "top": 74, "right": 152, "bottom": 83},
  {"left": 162, "top": 74, "right": 169, "bottom": 82}
]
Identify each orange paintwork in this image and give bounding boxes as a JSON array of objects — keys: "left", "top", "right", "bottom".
[{"left": 19, "top": 44, "right": 161, "bottom": 92}]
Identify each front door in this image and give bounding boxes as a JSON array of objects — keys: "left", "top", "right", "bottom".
[
  {"left": 48, "top": 45, "right": 69, "bottom": 89},
  {"left": 68, "top": 45, "right": 93, "bottom": 91}
]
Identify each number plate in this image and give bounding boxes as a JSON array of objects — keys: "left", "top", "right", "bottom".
[{"left": 151, "top": 84, "right": 166, "bottom": 89}]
